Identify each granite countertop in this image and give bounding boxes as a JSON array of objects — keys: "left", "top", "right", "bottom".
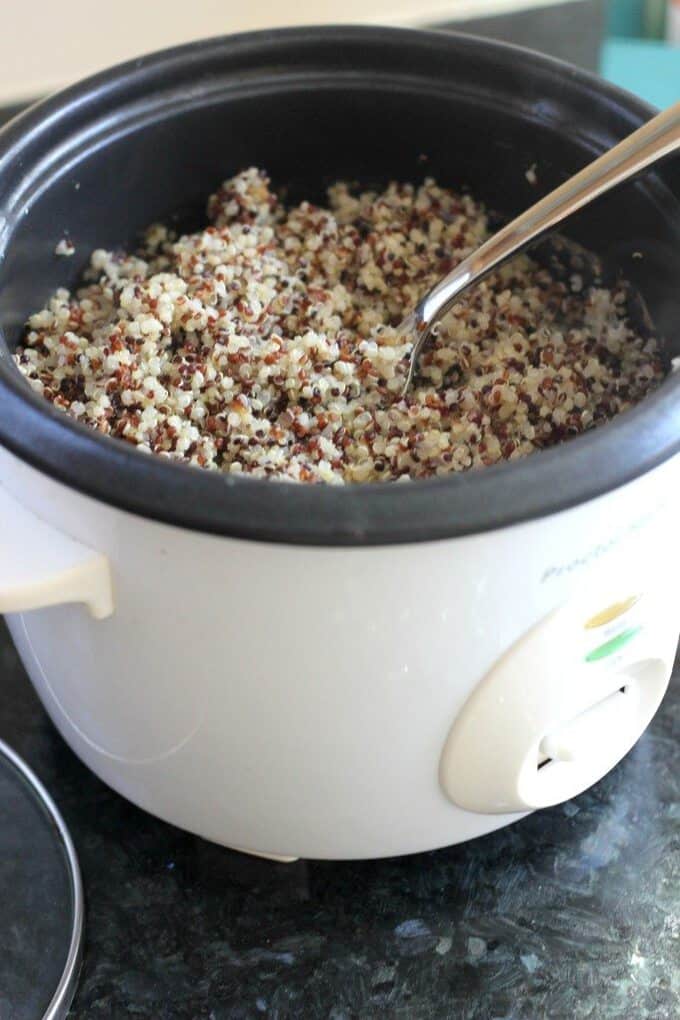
[{"left": 0, "top": 619, "right": 678, "bottom": 1019}]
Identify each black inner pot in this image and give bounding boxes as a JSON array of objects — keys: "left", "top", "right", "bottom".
[{"left": 0, "top": 26, "right": 678, "bottom": 544}]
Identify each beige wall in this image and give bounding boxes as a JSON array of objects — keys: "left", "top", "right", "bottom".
[{"left": 0, "top": 0, "right": 565, "bottom": 103}]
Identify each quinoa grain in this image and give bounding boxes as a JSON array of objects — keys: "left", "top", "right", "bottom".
[{"left": 15, "top": 168, "right": 664, "bottom": 484}]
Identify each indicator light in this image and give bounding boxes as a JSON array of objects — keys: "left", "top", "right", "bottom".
[
  {"left": 585, "top": 626, "right": 641, "bottom": 663},
  {"left": 584, "top": 596, "right": 639, "bottom": 630}
]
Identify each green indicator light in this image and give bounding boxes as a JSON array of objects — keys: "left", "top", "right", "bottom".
[{"left": 585, "top": 626, "right": 642, "bottom": 663}]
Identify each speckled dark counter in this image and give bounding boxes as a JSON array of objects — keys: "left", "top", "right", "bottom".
[{"left": 0, "top": 620, "right": 678, "bottom": 1020}]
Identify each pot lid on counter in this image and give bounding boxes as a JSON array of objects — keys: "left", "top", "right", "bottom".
[{"left": 0, "top": 739, "right": 83, "bottom": 1020}]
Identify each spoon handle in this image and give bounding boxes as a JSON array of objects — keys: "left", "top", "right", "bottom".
[{"left": 404, "top": 101, "right": 680, "bottom": 391}]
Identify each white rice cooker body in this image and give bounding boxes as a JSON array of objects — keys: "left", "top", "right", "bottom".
[{"left": 1, "top": 444, "right": 677, "bottom": 860}]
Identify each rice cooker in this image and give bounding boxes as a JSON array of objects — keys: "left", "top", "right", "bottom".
[{"left": 0, "top": 27, "right": 678, "bottom": 860}]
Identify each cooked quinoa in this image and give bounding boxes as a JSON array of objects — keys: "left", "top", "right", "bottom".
[{"left": 14, "top": 168, "right": 664, "bottom": 483}]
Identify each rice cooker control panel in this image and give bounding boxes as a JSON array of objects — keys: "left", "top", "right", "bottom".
[{"left": 439, "top": 582, "right": 678, "bottom": 814}]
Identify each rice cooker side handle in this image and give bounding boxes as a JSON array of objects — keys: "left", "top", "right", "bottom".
[{"left": 0, "top": 484, "right": 113, "bottom": 619}]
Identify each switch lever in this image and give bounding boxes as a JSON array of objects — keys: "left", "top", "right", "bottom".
[{"left": 539, "top": 683, "right": 635, "bottom": 763}]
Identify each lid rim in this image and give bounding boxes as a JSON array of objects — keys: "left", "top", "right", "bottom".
[{"left": 0, "top": 738, "right": 84, "bottom": 1020}]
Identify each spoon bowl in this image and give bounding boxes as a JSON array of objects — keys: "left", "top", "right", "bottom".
[{"left": 402, "top": 101, "right": 680, "bottom": 393}]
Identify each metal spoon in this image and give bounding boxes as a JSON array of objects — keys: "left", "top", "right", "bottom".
[{"left": 401, "top": 101, "right": 680, "bottom": 394}]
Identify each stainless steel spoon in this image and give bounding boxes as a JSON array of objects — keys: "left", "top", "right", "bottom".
[{"left": 401, "top": 101, "right": 680, "bottom": 394}]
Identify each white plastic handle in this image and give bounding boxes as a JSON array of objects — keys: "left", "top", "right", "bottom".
[{"left": 0, "top": 484, "right": 113, "bottom": 620}]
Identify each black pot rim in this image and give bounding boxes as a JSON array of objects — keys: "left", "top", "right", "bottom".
[{"left": 0, "top": 25, "right": 678, "bottom": 546}]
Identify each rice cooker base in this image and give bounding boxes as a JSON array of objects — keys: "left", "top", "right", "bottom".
[{"left": 2, "top": 445, "right": 678, "bottom": 859}]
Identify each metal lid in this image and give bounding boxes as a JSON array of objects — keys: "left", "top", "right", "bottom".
[{"left": 0, "top": 738, "right": 83, "bottom": 1020}]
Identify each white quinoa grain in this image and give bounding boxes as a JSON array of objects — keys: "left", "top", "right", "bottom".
[
  {"left": 55, "top": 238, "right": 75, "bottom": 257},
  {"left": 15, "top": 168, "right": 664, "bottom": 484}
]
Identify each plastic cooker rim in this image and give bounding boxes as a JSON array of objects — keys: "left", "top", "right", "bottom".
[{"left": 0, "top": 26, "right": 678, "bottom": 546}]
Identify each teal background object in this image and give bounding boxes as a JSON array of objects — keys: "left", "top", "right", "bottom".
[
  {"left": 606, "top": 0, "right": 645, "bottom": 35},
  {"left": 601, "top": 37, "right": 680, "bottom": 107}
]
